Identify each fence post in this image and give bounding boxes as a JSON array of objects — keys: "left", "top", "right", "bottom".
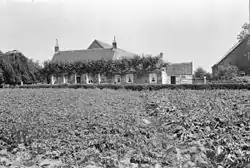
[
  {"left": 63, "top": 75, "right": 66, "bottom": 84},
  {"left": 86, "top": 73, "right": 89, "bottom": 84},
  {"left": 51, "top": 75, "right": 55, "bottom": 85},
  {"left": 204, "top": 76, "right": 207, "bottom": 84}
]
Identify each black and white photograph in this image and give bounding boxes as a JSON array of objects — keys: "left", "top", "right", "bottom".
[{"left": 0, "top": 0, "right": 250, "bottom": 167}]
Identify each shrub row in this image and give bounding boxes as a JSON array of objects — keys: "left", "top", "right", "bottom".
[{"left": 17, "top": 83, "right": 250, "bottom": 90}]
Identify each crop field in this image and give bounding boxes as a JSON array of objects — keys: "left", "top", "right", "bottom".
[{"left": 0, "top": 89, "right": 250, "bottom": 168}]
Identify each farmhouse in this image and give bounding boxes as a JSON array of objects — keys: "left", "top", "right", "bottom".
[
  {"left": 50, "top": 38, "right": 193, "bottom": 84},
  {"left": 212, "top": 34, "right": 250, "bottom": 77}
]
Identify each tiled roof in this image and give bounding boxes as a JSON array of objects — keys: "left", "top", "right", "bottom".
[
  {"left": 113, "top": 48, "right": 136, "bottom": 59},
  {"left": 51, "top": 39, "right": 136, "bottom": 63},
  {"left": 52, "top": 48, "right": 115, "bottom": 62},
  {"left": 166, "top": 62, "right": 193, "bottom": 75}
]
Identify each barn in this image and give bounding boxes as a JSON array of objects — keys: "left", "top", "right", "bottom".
[{"left": 212, "top": 34, "right": 250, "bottom": 77}]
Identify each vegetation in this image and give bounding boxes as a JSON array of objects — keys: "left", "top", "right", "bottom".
[
  {"left": 42, "top": 55, "right": 164, "bottom": 78},
  {"left": 194, "top": 67, "right": 212, "bottom": 80},
  {"left": 213, "top": 64, "right": 239, "bottom": 81},
  {"left": 237, "top": 23, "right": 250, "bottom": 42},
  {"left": 0, "top": 89, "right": 249, "bottom": 167},
  {"left": 17, "top": 83, "right": 250, "bottom": 90},
  {"left": 0, "top": 50, "right": 43, "bottom": 85}
]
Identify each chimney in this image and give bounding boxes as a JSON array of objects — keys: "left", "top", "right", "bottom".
[
  {"left": 159, "top": 52, "right": 163, "bottom": 58},
  {"left": 112, "top": 36, "right": 117, "bottom": 49},
  {"left": 55, "top": 39, "right": 59, "bottom": 53}
]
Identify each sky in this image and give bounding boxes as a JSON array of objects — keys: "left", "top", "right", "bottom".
[{"left": 0, "top": 0, "right": 249, "bottom": 72}]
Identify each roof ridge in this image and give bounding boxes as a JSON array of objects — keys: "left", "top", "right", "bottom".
[{"left": 59, "top": 48, "right": 114, "bottom": 53}]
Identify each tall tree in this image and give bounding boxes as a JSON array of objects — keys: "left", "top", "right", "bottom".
[
  {"left": 194, "top": 67, "right": 207, "bottom": 79},
  {"left": 0, "top": 50, "right": 43, "bottom": 84}
]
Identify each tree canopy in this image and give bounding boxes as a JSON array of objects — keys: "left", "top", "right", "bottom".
[
  {"left": 0, "top": 50, "right": 43, "bottom": 85},
  {"left": 42, "top": 55, "right": 165, "bottom": 78},
  {"left": 194, "top": 67, "right": 212, "bottom": 80},
  {"left": 237, "top": 23, "right": 249, "bottom": 42}
]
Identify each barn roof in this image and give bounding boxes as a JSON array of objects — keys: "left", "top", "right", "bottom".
[
  {"left": 166, "top": 62, "right": 193, "bottom": 75},
  {"left": 212, "top": 34, "right": 250, "bottom": 68}
]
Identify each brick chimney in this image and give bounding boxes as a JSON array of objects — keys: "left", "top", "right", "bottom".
[
  {"left": 112, "top": 36, "right": 117, "bottom": 49},
  {"left": 55, "top": 39, "right": 59, "bottom": 53},
  {"left": 159, "top": 52, "right": 163, "bottom": 58}
]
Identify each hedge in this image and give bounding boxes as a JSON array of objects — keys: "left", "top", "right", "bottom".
[{"left": 15, "top": 83, "right": 250, "bottom": 90}]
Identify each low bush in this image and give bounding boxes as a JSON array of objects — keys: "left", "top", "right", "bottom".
[{"left": 16, "top": 83, "right": 250, "bottom": 90}]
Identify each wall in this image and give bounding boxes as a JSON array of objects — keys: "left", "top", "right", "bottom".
[
  {"left": 167, "top": 75, "right": 192, "bottom": 84},
  {"left": 179, "top": 75, "right": 193, "bottom": 84},
  {"left": 51, "top": 71, "right": 174, "bottom": 84},
  {"left": 135, "top": 73, "right": 150, "bottom": 84}
]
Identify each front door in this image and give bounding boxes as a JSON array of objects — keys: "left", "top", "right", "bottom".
[
  {"left": 76, "top": 76, "right": 81, "bottom": 84},
  {"left": 171, "top": 76, "right": 176, "bottom": 84}
]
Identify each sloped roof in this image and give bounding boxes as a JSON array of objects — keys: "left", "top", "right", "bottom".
[
  {"left": 52, "top": 48, "right": 115, "bottom": 62},
  {"left": 212, "top": 34, "right": 250, "bottom": 68},
  {"left": 113, "top": 48, "right": 136, "bottom": 59},
  {"left": 166, "top": 62, "right": 193, "bottom": 75},
  {"left": 87, "top": 39, "right": 113, "bottom": 49},
  {"left": 51, "top": 39, "right": 137, "bottom": 62},
  {"left": 95, "top": 40, "right": 113, "bottom": 48}
]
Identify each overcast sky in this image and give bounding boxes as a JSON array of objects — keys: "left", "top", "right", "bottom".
[{"left": 0, "top": 0, "right": 249, "bottom": 72}]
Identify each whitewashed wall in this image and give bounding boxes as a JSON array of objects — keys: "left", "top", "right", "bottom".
[{"left": 177, "top": 75, "right": 193, "bottom": 84}]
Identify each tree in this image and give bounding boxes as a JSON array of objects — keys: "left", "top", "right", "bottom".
[
  {"left": 0, "top": 68, "right": 4, "bottom": 84},
  {"left": 0, "top": 50, "right": 43, "bottom": 85},
  {"left": 237, "top": 23, "right": 249, "bottom": 42},
  {"left": 194, "top": 67, "right": 207, "bottom": 79},
  {"left": 204, "top": 72, "right": 212, "bottom": 80},
  {"left": 216, "top": 64, "right": 239, "bottom": 80}
]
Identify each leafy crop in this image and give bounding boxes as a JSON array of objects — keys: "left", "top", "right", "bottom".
[{"left": 0, "top": 89, "right": 249, "bottom": 167}]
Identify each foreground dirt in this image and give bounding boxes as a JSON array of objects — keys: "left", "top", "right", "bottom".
[{"left": 0, "top": 89, "right": 249, "bottom": 168}]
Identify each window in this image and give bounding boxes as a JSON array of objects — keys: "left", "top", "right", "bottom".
[
  {"left": 149, "top": 73, "right": 157, "bottom": 84},
  {"left": 76, "top": 76, "right": 81, "bottom": 84},
  {"left": 114, "top": 75, "right": 122, "bottom": 84},
  {"left": 86, "top": 74, "right": 94, "bottom": 84},
  {"left": 126, "top": 74, "right": 134, "bottom": 83}
]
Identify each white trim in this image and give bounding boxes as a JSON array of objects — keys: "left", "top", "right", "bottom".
[
  {"left": 86, "top": 73, "right": 94, "bottom": 84},
  {"left": 51, "top": 75, "right": 55, "bottom": 85},
  {"left": 63, "top": 75, "right": 66, "bottom": 84},
  {"left": 85, "top": 73, "right": 89, "bottom": 84},
  {"left": 97, "top": 74, "right": 101, "bottom": 84}
]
